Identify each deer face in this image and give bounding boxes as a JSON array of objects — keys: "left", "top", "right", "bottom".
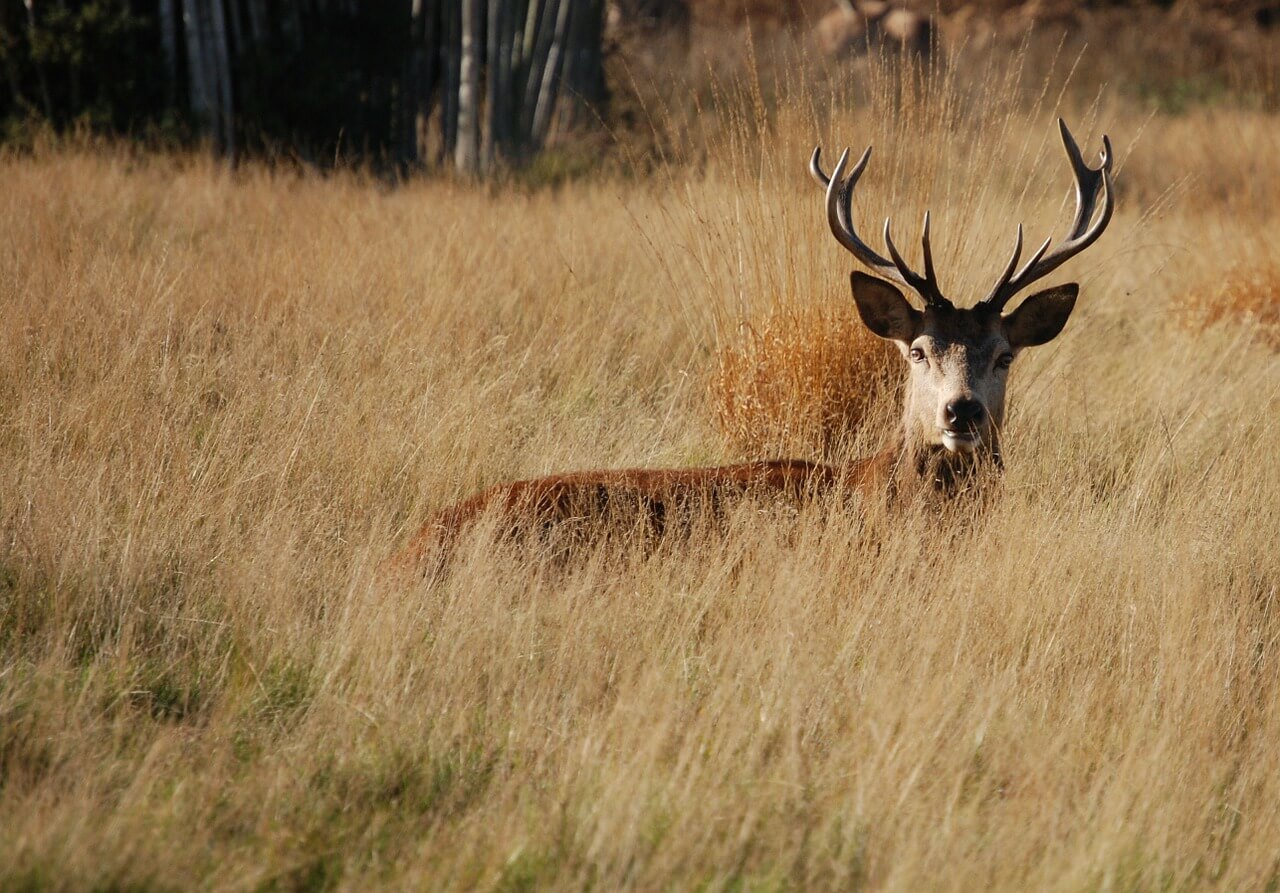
[
  {"left": 810, "top": 119, "right": 1112, "bottom": 458},
  {"left": 851, "top": 272, "right": 1078, "bottom": 454}
]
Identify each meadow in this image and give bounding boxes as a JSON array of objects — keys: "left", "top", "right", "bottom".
[{"left": 3, "top": 30, "right": 1280, "bottom": 891}]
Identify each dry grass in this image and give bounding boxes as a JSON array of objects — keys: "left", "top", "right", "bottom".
[
  {"left": 711, "top": 308, "right": 897, "bottom": 458},
  {"left": 1180, "top": 264, "right": 1280, "bottom": 350},
  {"left": 4, "top": 38, "right": 1280, "bottom": 893}
]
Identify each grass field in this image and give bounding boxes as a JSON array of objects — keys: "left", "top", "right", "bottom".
[{"left": 3, "top": 39, "right": 1280, "bottom": 891}]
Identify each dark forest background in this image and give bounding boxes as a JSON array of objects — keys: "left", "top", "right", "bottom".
[
  {"left": 0, "top": 0, "right": 1275, "bottom": 173},
  {"left": 0, "top": 0, "right": 611, "bottom": 171}
]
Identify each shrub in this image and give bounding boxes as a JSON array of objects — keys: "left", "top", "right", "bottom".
[{"left": 709, "top": 306, "right": 899, "bottom": 459}]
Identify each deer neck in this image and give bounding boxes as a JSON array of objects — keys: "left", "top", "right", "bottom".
[{"left": 887, "top": 422, "right": 1003, "bottom": 500}]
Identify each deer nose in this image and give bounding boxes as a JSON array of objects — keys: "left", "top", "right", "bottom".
[{"left": 945, "top": 399, "right": 985, "bottom": 429}]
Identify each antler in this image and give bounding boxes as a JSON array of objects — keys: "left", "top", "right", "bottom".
[
  {"left": 810, "top": 145, "right": 952, "bottom": 310},
  {"left": 981, "top": 119, "right": 1114, "bottom": 312}
]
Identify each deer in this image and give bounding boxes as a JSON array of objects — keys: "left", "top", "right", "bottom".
[{"left": 397, "top": 119, "right": 1113, "bottom": 567}]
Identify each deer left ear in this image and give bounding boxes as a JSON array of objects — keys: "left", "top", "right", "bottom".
[{"left": 1003, "top": 284, "right": 1079, "bottom": 349}]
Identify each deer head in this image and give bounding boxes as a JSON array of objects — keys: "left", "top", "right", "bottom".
[{"left": 810, "top": 119, "right": 1113, "bottom": 462}]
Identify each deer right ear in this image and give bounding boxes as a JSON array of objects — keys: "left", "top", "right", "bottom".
[
  {"left": 1004, "top": 283, "right": 1079, "bottom": 349},
  {"left": 850, "top": 272, "right": 921, "bottom": 343}
]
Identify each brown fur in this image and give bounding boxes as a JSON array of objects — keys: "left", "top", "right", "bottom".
[
  {"left": 393, "top": 432, "right": 986, "bottom": 570},
  {"left": 398, "top": 458, "right": 841, "bottom": 568}
]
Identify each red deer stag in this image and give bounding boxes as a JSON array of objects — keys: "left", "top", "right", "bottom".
[{"left": 399, "top": 119, "right": 1113, "bottom": 566}]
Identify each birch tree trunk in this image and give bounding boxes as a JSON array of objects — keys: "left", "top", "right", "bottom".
[
  {"left": 531, "top": 0, "right": 572, "bottom": 148},
  {"left": 520, "top": 0, "right": 557, "bottom": 145},
  {"left": 454, "top": 0, "right": 481, "bottom": 174},
  {"left": 420, "top": 0, "right": 610, "bottom": 173},
  {"left": 482, "top": 0, "right": 504, "bottom": 170}
]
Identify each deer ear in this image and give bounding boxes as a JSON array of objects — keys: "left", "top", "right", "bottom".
[
  {"left": 1004, "top": 283, "right": 1079, "bottom": 349},
  {"left": 850, "top": 272, "right": 921, "bottom": 344}
]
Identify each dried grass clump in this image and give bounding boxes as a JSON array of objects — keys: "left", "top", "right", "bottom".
[
  {"left": 710, "top": 307, "right": 898, "bottom": 459},
  {"left": 1179, "top": 264, "right": 1280, "bottom": 349}
]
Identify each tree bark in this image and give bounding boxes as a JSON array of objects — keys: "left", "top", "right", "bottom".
[
  {"left": 531, "top": 0, "right": 572, "bottom": 148},
  {"left": 455, "top": 0, "right": 481, "bottom": 173},
  {"left": 482, "top": 0, "right": 504, "bottom": 169},
  {"left": 520, "top": 0, "right": 556, "bottom": 147}
]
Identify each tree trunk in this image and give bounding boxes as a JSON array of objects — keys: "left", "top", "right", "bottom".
[
  {"left": 531, "top": 0, "right": 572, "bottom": 148},
  {"left": 519, "top": 0, "right": 543, "bottom": 78},
  {"left": 455, "top": 0, "right": 481, "bottom": 173},
  {"left": 181, "top": 0, "right": 213, "bottom": 135},
  {"left": 561, "top": 0, "right": 606, "bottom": 132},
  {"left": 519, "top": 0, "right": 557, "bottom": 148},
  {"left": 482, "top": 0, "right": 505, "bottom": 170},
  {"left": 209, "top": 0, "right": 236, "bottom": 162},
  {"left": 420, "top": 0, "right": 440, "bottom": 161},
  {"left": 496, "top": 0, "right": 517, "bottom": 158},
  {"left": 401, "top": 0, "right": 427, "bottom": 166},
  {"left": 441, "top": 0, "right": 460, "bottom": 163}
]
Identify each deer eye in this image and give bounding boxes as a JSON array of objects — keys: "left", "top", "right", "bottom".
[
  {"left": 909, "top": 347, "right": 927, "bottom": 363},
  {"left": 996, "top": 352, "right": 1014, "bottom": 370}
]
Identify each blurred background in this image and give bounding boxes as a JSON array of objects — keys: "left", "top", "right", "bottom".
[{"left": 0, "top": 0, "right": 1276, "bottom": 174}]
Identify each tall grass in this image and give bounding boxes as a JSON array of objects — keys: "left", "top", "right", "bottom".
[{"left": 3, "top": 36, "right": 1280, "bottom": 892}]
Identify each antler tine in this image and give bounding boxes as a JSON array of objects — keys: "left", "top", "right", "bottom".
[
  {"left": 921, "top": 211, "right": 940, "bottom": 291},
  {"left": 984, "top": 224, "right": 1024, "bottom": 307},
  {"left": 809, "top": 146, "right": 831, "bottom": 187},
  {"left": 982, "top": 119, "right": 1116, "bottom": 311},
  {"left": 812, "top": 145, "right": 869, "bottom": 236},
  {"left": 884, "top": 217, "right": 950, "bottom": 308},
  {"left": 919, "top": 211, "right": 949, "bottom": 306},
  {"left": 814, "top": 144, "right": 952, "bottom": 308},
  {"left": 819, "top": 148, "right": 900, "bottom": 283}
]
